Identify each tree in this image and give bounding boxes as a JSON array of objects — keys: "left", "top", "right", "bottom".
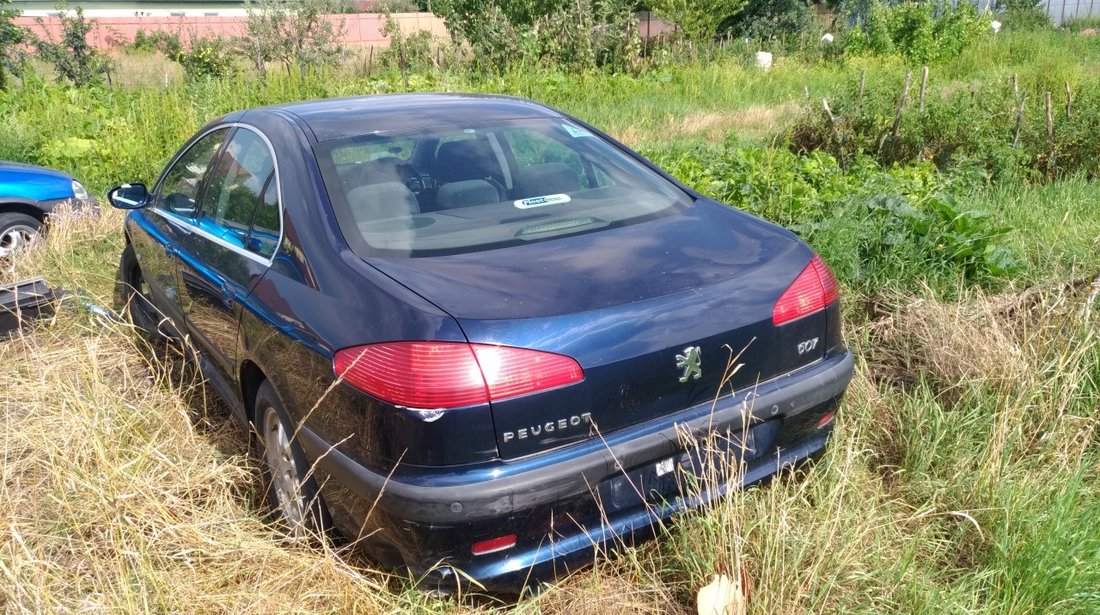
[
  {"left": 647, "top": 0, "right": 750, "bottom": 42},
  {"left": 0, "top": 0, "right": 27, "bottom": 89},
  {"left": 34, "top": 6, "right": 110, "bottom": 86},
  {"left": 240, "top": 0, "right": 346, "bottom": 78}
]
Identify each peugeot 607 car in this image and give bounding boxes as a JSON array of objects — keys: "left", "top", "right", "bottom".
[{"left": 107, "top": 94, "right": 853, "bottom": 592}]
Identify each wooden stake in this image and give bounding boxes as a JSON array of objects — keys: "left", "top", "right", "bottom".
[
  {"left": 1013, "top": 93, "right": 1027, "bottom": 148},
  {"left": 919, "top": 66, "right": 928, "bottom": 111},
  {"left": 859, "top": 69, "right": 866, "bottom": 101},
  {"left": 1065, "top": 81, "right": 1073, "bottom": 120},
  {"left": 1046, "top": 91, "right": 1054, "bottom": 145},
  {"left": 1047, "top": 91, "right": 1056, "bottom": 177},
  {"left": 804, "top": 85, "right": 811, "bottom": 106},
  {"left": 823, "top": 98, "right": 842, "bottom": 141},
  {"left": 891, "top": 71, "right": 912, "bottom": 139},
  {"left": 1012, "top": 73, "right": 1019, "bottom": 103}
]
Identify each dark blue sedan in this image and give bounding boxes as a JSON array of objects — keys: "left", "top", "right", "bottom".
[{"left": 107, "top": 94, "right": 853, "bottom": 593}]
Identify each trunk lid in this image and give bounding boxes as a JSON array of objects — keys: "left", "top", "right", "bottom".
[{"left": 367, "top": 200, "right": 830, "bottom": 458}]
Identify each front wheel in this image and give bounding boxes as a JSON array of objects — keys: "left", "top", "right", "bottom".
[
  {"left": 0, "top": 212, "right": 42, "bottom": 259},
  {"left": 114, "top": 243, "right": 162, "bottom": 338},
  {"left": 255, "top": 380, "right": 328, "bottom": 537}
]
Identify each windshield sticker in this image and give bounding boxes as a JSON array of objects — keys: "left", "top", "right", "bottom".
[
  {"left": 514, "top": 194, "right": 572, "bottom": 209},
  {"left": 562, "top": 123, "right": 594, "bottom": 138}
]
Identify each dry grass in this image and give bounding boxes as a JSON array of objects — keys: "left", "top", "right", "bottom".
[
  {"left": 609, "top": 103, "right": 799, "bottom": 146},
  {"left": 1, "top": 214, "right": 1097, "bottom": 613},
  {"left": 1, "top": 207, "right": 127, "bottom": 302},
  {"left": 664, "top": 104, "right": 800, "bottom": 142},
  {"left": 865, "top": 281, "right": 1100, "bottom": 468},
  {"left": 0, "top": 319, "right": 403, "bottom": 612}
]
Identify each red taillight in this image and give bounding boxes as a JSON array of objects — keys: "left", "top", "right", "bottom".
[
  {"left": 471, "top": 534, "right": 517, "bottom": 556},
  {"left": 772, "top": 254, "right": 840, "bottom": 326},
  {"left": 333, "top": 342, "right": 583, "bottom": 409}
]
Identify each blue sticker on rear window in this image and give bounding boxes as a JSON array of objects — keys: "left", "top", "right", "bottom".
[{"left": 514, "top": 194, "right": 572, "bottom": 209}]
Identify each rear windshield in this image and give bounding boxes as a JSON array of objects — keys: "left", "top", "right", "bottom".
[{"left": 314, "top": 118, "right": 692, "bottom": 257}]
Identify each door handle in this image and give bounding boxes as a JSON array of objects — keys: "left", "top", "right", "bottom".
[{"left": 217, "top": 281, "right": 234, "bottom": 304}]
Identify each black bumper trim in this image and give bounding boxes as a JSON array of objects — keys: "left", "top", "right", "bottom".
[{"left": 300, "top": 350, "right": 854, "bottom": 525}]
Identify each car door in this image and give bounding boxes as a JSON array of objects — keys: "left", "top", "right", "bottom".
[
  {"left": 133, "top": 127, "right": 232, "bottom": 335},
  {"left": 172, "top": 126, "right": 281, "bottom": 395}
]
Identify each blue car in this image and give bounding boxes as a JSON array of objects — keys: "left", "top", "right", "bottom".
[
  {"left": 0, "top": 161, "right": 96, "bottom": 257},
  {"left": 107, "top": 94, "right": 854, "bottom": 593}
]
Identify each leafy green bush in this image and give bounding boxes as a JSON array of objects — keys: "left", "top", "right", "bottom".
[
  {"left": 127, "top": 28, "right": 177, "bottom": 54},
  {"left": 433, "top": 0, "right": 638, "bottom": 72},
  {"left": 176, "top": 36, "right": 237, "bottom": 80},
  {"left": 721, "top": 0, "right": 811, "bottom": 39},
  {"left": 845, "top": 0, "right": 991, "bottom": 63},
  {"left": 379, "top": 13, "right": 435, "bottom": 74},
  {"left": 997, "top": 7, "right": 1052, "bottom": 32},
  {"left": 644, "top": 141, "right": 1020, "bottom": 290}
]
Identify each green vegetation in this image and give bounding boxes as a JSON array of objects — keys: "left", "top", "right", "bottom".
[
  {"left": 0, "top": 10, "right": 1098, "bottom": 615},
  {"left": 845, "top": 1, "right": 991, "bottom": 63},
  {"left": 31, "top": 6, "right": 110, "bottom": 86},
  {"left": 0, "top": 0, "right": 25, "bottom": 89}
]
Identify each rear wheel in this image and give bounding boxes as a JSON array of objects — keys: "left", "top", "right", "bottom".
[
  {"left": 254, "top": 380, "right": 328, "bottom": 537},
  {"left": 0, "top": 212, "right": 42, "bottom": 259}
]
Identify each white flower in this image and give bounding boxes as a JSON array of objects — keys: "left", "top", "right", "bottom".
[
  {"left": 821, "top": 33, "right": 835, "bottom": 43},
  {"left": 991, "top": 20, "right": 1002, "bottom": 34}
]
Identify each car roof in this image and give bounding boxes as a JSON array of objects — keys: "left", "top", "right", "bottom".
[{"left": 260, "top": 93, "right": 564, "bottom": 143}]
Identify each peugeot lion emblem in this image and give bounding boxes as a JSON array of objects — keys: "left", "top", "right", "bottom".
[{"left": 676, "top": 346, "right": 702, "bottom": 383}]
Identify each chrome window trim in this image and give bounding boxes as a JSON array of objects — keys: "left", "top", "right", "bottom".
[{"left": 150, "top": 122, "right": 286, "bottom": 268}]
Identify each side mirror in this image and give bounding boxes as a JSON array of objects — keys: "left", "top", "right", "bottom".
[{"left": 107, "top": 183, "right": 149, "bottom": 210}]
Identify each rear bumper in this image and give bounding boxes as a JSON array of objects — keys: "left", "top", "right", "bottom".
[
  {"left": 444, "top": 429, "right": 834, "bottom": 593},
  {"left": 301, "top": 350, "right": 853, "bottom": 590}
]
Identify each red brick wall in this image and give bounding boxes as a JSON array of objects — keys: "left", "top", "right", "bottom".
[{"left": 14, "top": 12, "right": 448, "bottom": 50}]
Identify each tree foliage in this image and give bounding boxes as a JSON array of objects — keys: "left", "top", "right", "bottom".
[
  {"left": 0, "top": 0, "right": 27, "bottom": 89},
  {"left": 647, "top": 0, "right": 750, "bottom": 42},
  {"left": 433, "top": 0, "right": 568, "bottom": 34},
  {"left": 241, "top": 0, "right": 346, "bottom": 77},
  {"left": 430, "top": 0, "right": 639, "bottom": 72},
  {"left": 33, "top": 6, "right": 110, "bottom": 86}
]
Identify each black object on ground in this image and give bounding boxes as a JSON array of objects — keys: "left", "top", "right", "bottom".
[{"left": 0, "top": 277, "right": 60, "bottom": 335}]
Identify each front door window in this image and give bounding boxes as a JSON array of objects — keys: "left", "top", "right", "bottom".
[{"left": 157, "top": 128, "right": 231, "bottom": 217}]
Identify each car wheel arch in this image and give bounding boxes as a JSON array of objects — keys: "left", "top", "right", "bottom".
[
  {"left": 239, "top": 359, "right": 268, "bottom": 426},
  {"left": 0, "top": 202, "right": 47, "bottom": 224}
]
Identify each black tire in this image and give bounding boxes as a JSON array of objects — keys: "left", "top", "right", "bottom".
[
  {"left": 254, "top": 380, "right": 329, "bottom": 537},
  {"left": 0, "top": 212, "right": 42, "bottom": 259},
  {"left": 114, "top": 243, "right": 162, "bottom": 338}
]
